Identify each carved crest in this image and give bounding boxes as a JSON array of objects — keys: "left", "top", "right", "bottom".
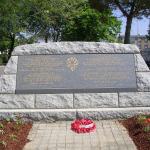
[{"left": 66, "top": 57, "right": 78, "bottom": 71}]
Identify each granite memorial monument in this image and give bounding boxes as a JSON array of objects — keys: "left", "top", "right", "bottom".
[{"left": 0, "top": 42, "right": 150, "bottom": 121}]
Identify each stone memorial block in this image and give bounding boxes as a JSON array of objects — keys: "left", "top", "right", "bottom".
[
  {"left": 1, "top": 42, "right": 150, "bottom": 121},
  {"left": 16, "top": 54, "right": 137, "bottom": 94}
]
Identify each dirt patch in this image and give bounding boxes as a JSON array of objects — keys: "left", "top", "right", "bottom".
[
  {"left": 120, "top": 116, "right": 150, "bottom": 150},
  {"left": 0, "top": 120, "right": 32, "bottom": 150}
]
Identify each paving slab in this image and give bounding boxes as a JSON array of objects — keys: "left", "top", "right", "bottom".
[{"left": 23, "top": 120, "right": 137, "bottom": 150}]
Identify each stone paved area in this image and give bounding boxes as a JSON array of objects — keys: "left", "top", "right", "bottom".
[{"left": 23, "top": 120, "right": 137, "bottom": 150}]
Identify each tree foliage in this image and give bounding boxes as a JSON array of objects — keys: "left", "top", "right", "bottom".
[
  {"left": 26, "top": 0, "right": 85, "bottom": 42},
  {"left": 0, "top": 0, "right": 27, "bottom": 57},
  {"left": 62, "top": 4, "right": 121, "bottom": 42},
  {"left": 0, "top": 0, "right": 122, "bottom": 63},
  {"left": 90, "top": 0, "right": 150, "bottom": 44}
]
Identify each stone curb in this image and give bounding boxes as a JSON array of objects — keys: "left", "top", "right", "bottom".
[{"left": 0, "top": 107, "right": 150, "bottom": 121}]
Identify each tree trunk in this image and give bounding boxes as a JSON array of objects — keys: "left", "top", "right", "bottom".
[
  {"left": 8, "top": 34, "right": 15, "bottom": 58},
  {"left": 44, "top": 34, "right": 48, "bottom": 43},
  {"left": 124, "top": 16, "right": 133, "bottom": 44},
  {"left": 55, "top": 31, "right": 60, "bottom": 42}
]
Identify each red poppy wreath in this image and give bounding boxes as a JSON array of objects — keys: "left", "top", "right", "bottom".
[{"left": 71, "top": 119, "right": 96, "bottom": 133}]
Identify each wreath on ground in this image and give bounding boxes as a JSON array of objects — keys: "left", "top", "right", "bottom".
[{"left": 71, "top": 119, "right": 96, "bottom": 133}]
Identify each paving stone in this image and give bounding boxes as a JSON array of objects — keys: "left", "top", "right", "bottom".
[{"left": 23, "top": 120, "right": 137, "bottom": 150}]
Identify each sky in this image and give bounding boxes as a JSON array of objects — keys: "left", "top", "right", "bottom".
[{"left": 113, "top": 10, "right": 150, "bottom": 36}]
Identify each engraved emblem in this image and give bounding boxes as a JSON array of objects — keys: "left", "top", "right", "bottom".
[{"left": 66, "top": 57, "right": 78, "bottom": 71}]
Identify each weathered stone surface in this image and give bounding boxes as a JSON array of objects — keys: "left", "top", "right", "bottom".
[
  {"left": 119, "top": 92, "right": 150, "bottom": 107},
  {"left": 74, "top": 93, "right": 118, "bottom": 108},
  {"left": 4, "top": 56, "right": 18, "bottom": 74},
  {"left": 0, "top": 75, "right": 16, "bottom": 93},
  {"left": 36, "top": 94, "right": 73, "bottom": 109},
  {"left": 134, "top": 54, "right": 149, "bottom": 71},
  {"left": 0, "top": 109, "right": 76, "bottom": 121},
  {"left": 0, "top": 108, "right": 150, "bottom": 120},
  {"left": 77, "top": 107, "right": 150, "bottom": 120},
  {"left": 0, "top": 94, "right": 34, "bottom": 108},
  {"left": 12, "top": 42, "right": 140, "bottom": 55},
  {"left": 137, "top": 72, "right": 150, "bottom": 91}
]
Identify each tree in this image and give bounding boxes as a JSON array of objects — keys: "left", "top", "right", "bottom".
[
  {"left": 27, "top": 0, "right": 85, "bottom": 42},
  {"left": 90, "top": 0, "right": 150, "bottom": 44},
  {"left": 0, "top": 0, "right": 28, "bottom": 58},
  {"left": 146, "top": 21, "right": 150, "bottom": 40},
  {"left": 61, "top": 4, "right": 121, "bottom": 42}
]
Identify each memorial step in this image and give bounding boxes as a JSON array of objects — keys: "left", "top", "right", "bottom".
[{"left": 0, "top": 107, "right": 150, "bottom": 121}]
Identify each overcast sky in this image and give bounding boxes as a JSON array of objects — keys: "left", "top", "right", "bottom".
[{"left": 113, "top": 10, "right": 150, "bottom": 36}]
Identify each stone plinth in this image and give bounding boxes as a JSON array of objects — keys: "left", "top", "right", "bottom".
[{"left": 0, "top": 42, "right": 150, "bottom": 121}]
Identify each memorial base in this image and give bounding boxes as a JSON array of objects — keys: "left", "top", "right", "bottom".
[
  {"left": 1, "top": 42, "right": 150, "bottom": 121},
  {"left": 1, "top": 108, "right": 150, "bottom": 121}
]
